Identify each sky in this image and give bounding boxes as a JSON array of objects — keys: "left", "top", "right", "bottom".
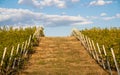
[{"left": 0, "top": 0, "right": 120, "bottom": 36}]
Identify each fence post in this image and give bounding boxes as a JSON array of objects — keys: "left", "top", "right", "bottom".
[
  {"left": 78, "top": 32, "right": 82, "bottom": 41},
  {"left": 83, "top": 36, "right": 87, "bottom": 49},
  {"left": 27, "top": 35, "right": 32, "bottom": 48},
  {"left": 79, "top": 32, "right": 82, "bottom": 41},
  {"left": 16, "top": 42, "right": 24, "bottom": 69},
  {"left": 97, "top": 43, "right": 106, "bottom": 69},
  {"left": 84, "top": 36, "right": 88, "bottom": 49},
  {"left": 20, "top": 42, "right": 24, "bottom": 55},
  {"left": 84, "top": 36, "right": 89, "bottom": 49},
  {"left": 32, "top": 29, "right": 37, "bottom": 39},
  {"left": 23, "top": 41, "right": 28, "bottom": 55},
  {"left": 81, "top": 34, "right": 84, "bottom": 45},
  {"left": 25, "top": 35, "right": 32, "bottom": 56},
  {"left": 16, "top": 44, "right": 20, "bottom": 54},
  {"left": 91, "top": 40, "right": 99, "bottom": 62},
  {"left": 111, "top": 48, "right": 120, "bottom": 75},
  {"left": 17, "top": 43, "right": 24, "bottom": 69},
  {"left": 85, "top": 37, "right": 90, "bottom": 52},
  {"left": 102, "top": 45, "right": 112, "bottom": 75},
  {"left": 89, "top": 39, "right": 96, "bottom": 59},
  {"left": 87, "top": 37, "right": 90, "bottom": 50},
  {"left": 12, "top": 58, "right": 17, "bottom": 69},
  {"left": 87, "top": 38, "right": 91, "bottom": 55},
  {"left": 7, "top": 46, "right": 14, "bottom": 70},
  {"left": 1, "top": 47, "right": 7, "bottom": 66},
  {"left": 83, "top": 35, "right": 86, "bottom": 47},
  {"left": 9, "top": 46, "right": 14, "bottom": 62}
]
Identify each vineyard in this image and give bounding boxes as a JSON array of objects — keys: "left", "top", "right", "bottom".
[
  {"left": 0, "top": 27, "right": 36, "bottom": 55},
  {"left": 72, "top": 27, "right": 120, "bottom": 75},
  {"left": 0, "top": 26, "right": 120, "bottom": 75},
  {"left": 0, "top": 26, "right": 44, "bottom": 75},
  {"left": 81, "top": 27, "right": 120, "bottom": 67}
]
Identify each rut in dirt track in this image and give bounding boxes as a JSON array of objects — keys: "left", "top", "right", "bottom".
[{"left": 20, "top": 36, "right": 108, "bottom": 75}]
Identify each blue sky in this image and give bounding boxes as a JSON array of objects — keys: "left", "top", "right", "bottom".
[{"left": 0, "top": 0, "right": 120, "bottom": 36}]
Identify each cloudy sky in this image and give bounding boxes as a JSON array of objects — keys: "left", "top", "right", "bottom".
[{"left": 0, "top": 0, "right": 120, "bottom": 36}]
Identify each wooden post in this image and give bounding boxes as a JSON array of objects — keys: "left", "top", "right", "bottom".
[
  {"left": 72, "top": 31, "right": 75, "bottom": 37},
  {"left": 36, "top": 28, "right": 39, "bottom": 39},
  {"left": 82, "top": 34, "right": 85, "bottom": 46},
  {"left": 85, "top": 36, "right": 88, "bottom": 48},
  {"left": 91, "top": 40, "right": 99, "bottom": 63},
  {"left": 78, "top": 32, "right": 81, "bottom": 41},
  {"left": 20, "top": 42, "right": 24, "bottom": 55},
  {"left": 7, "top": 46, "right": 14, "bottom": 70},
  {"left": 32, "top": 33, "right": 35, "bottom": 39},
  {"left": 24, "top": 35, "right": 32, "bottom": 57},
  {"left": 89, "top": 38, "right": 92, "bottom": 55},
  {"left": 74, "top": 32, "right": 77, "bottom": 38},
  {"left": 1, "top": 47, "right": 7, "bottom": 66},
  {"left": 84, "top": 36, "right": 88, "bottom": 49},
  {"left": 16, "top": 44, "right": 20, "bottom": 54},
  {"left": 32, "top": 29, "right": 37, "bottom": 39},
  {"left": 111, "top": 48, "right": 120, "bottom": 75},
  {"left": 80, "top": 32, "right": 83, "bottom": 41},
  {"left": 17, "top": 58, "right": 21, "bottom": 69},
  {"left": 89, "top": 39, "right": 96, "bottom": 59},
  {"left": 17, "top": 43, "right": 24, "bottom": 70},
  {"left": 102, "top": 45, "right": 112, "bottom": 75},
  {"left": 25, "top": 37, "right": 30, "bottom": 56},
  {"left": 87, "top": 38, "right": 92, "bottom": 55},
  {"left": 76, "top": 31, "right": 80, "bottom": 41},
  {"left": 79, "top": 32, "right": 82, "bottom": 40},
  {"left": 86, "top": 36, "right": 89, "bottom": 49},
  {"left": 72, "top": 31, "right": 77, "bottom": 38},
  {"left": 12, "top": 58, "right": 17, "bottom": 69},
  {"left": 81, "top": 34, "right": 84, "bottom": 45},
  {"left": 12, "top": 43, "right": 23, "bottom": 70},
  {"left": 23, "top": 41, "right": 28, "bottom": 55},
  {"left": 86, "top": 37, "right": 91, "bottom": 54},
  {"left": 85, "top": 36, "right": 88, "bottom": 49},
  {"left": 76, "top": 32, "right": 79, "bottom": 40},
  {"left": 74, "top": 30, "right": 80, "bottom": 41},
  {"left": 27, "top": 35, "right": 32, "bottom": 48},
  {"left": 9, "top": 46, "right": 14, "bottom": 62},
  {"left": 97, "top": 43, "right": 106, "bottom": 69},
  {"left": 86, "top": 37, "right": 90, "bottom": 51}
]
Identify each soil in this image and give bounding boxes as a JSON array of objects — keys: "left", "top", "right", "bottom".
[{"left": 20, "top": 37, "right": 109, "bottom": 75}]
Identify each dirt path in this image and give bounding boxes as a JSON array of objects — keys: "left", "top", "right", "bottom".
[{"left": 20, "top": 37, "right": 108, "bottom": 75}]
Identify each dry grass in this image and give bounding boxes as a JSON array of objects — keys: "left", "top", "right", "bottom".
[{"left": 20, "top": 37, "right": 109, "bottom": 75}]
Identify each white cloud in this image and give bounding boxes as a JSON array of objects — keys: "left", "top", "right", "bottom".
[
  {"left": 103, "top": 16, "right": 115, "bottom": 20},
  {"left": 86, "top": 13, "right": 120, "bottom": 21},
  {"left": 89, "top": 0, "right": 112, "bottom": 6},
  {"left": 100, "top": 13, "right": 107, "bottom": 16},
  {"left": 61, "top": 12, "right": 66, "bottom": 15},
  {"left": 102, "top": 13, "right": 120, "bottom": 20},
  {"left": 116, "top": 13, "right": 120, "bottom": 18},
  {"left": 71, "top": 0, "right": 80, "bottom": 2},
  {"left": 0, "top": 8, "right": 92, "bottom": 27},
  {"left": 86, "top": 16, "right": 98, "bottom": 20},
  {"left": 18, "top": 0, "right": 66, "bottom": 8}
]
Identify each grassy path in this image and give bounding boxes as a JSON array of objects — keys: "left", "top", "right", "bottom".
[{"left": 20, "top": 37, "right": 108, "bottom": 75}]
